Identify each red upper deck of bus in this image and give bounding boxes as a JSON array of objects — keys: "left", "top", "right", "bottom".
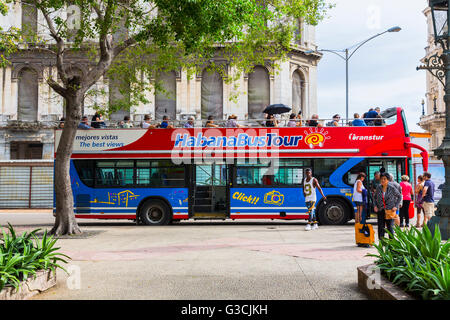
[{"left": 55, "top": 107, "right": 428, "bottom": 169}]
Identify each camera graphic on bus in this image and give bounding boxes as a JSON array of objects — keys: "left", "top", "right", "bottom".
[{"left": 264, "top": 190, "right": 285, "bottom": 206}]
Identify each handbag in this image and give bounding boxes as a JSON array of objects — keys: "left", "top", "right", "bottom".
[
  {"left": 382, "top": 193, "right": 397, "bottom": 220},
  {"left": 385, "top": 209, "right": 397, "bottom": 220}
]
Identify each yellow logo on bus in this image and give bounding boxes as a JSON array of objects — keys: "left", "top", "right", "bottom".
[
  {"left": 90, "top": 190, "right": 140, "bottom": 207},
  {"left": 304, "top": 128, "right": 331, "bottom": 149},
  {"left": 264, "top": 190, "right": 284, "bottom": 206}
]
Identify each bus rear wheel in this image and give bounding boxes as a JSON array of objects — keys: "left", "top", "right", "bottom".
[
  {"left": 139, "top": 199, "right": 171, "bottom": 226},
  {"left": 318, "top": 198, "right": 350, "bottom": 225}
]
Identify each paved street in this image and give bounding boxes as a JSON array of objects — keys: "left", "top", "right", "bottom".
[{"left": 0, "top": 211, "right": 385, "bottom": 300}]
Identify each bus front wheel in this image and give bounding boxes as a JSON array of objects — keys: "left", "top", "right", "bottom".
[
  {"left": 139, "top": 199, "right": 172, "bottom": 226},
  {"left": 318, "top": 198, "right": 350, "bottom": 225}
]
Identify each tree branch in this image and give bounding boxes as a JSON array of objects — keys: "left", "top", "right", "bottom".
[
  {"left": 38, "top": 3, "right": 68, "bottom": 86},
  {"left": 92, "top": 1, "right": 104, "bottom": 23},
  {"left": 47, "top": 78, "right": 67, "bottom": 96}
]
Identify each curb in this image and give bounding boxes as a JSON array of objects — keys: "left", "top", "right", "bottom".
[
  {"left": 0, "top": 269, "right": 56, "bottom": 300},
  {"left": 357, "top": 263, "right": 416, "bottom": 300}
]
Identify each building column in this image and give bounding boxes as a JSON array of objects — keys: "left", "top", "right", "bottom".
[
  {"left": 195, "top": 74, "right": 202, "bottom": 119},
  {"left": 10, "top": 77, "right": 18, "bottom": 120}
]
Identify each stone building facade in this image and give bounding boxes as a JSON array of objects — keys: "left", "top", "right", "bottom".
[
  {"left": 0, "top": 2, "right": 321, "bottom": 160},
  {"left": 418, "top": 6, "right": 446, "bottom": 159}
]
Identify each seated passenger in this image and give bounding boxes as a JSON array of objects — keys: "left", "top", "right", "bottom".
[
  {"left": 157, "top": 115, "right": 174, "bottom": 129},
  {"left": 58, "top": 117, "right": 65, "bottom": 129},
  {"left": 205, "top": 115, "right": 219, "bottom": 128},
  {"left": 265, "top": 114, "right": 278, "bottom": 127},
  {"left": 184, "top": 116, "right": 195, "bottom": 128},
  {"left": 306, "top": 114, "right": 322, "bottom": 127},
  {"left": 351, "top": 113, "right": 367, "bottom": 127},
  {"left": 91, "top": 112, "right": 106, "bottom": 128},
  {"left": 327, "top": 114, "right": 341, "bottom": 127},
  {"left": 374, "top": 115, "right": 386, "bottom": 126},
  {"left": 78, "top": 116, "right": 92, "bottom": 130},
  {"left": 364, "top": 107, "right": 379, "bottom": 126},
  {"left": 141, "top": 114, "right": 155, "bottom": 129},
  {"left": 296, "top": 112, "right": 303, "bottom": 127},
  {"left": 226, "top": 114, "right": 242, "bottom": 128},
  {"left": 287, "top": 113, "right": 297, "bottom": 127},
  {"left": 121, "top": 116, "right": 133, "bottom": 128}
]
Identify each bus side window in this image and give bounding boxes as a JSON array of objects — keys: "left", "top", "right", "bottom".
[
  {"left": 73, "top": 160, "right": 94, "bottom": 187},
  {"left": 314, "top": 159, "right": 347, "bottom": 187}
]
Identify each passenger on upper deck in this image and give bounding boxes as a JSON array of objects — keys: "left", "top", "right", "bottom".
[
  {"left": 78, "top": 116, "right": 92, "bottom": 130},
  {"left": 205, "top": 115, "right": 219, "bottom": 128},
  {"left": 91, "top": 112, "right": 106, "bottom": 128},
  {"left": 184, "top": 116, "right": 195, "bottom": 128},
  {"left": 287, "top": 114, "right": 297, "bottom": 127},
  {"left": 226, "top": 114, "right": 242, "bottom": 128},
  {"left": 327, "top": 114, "right": 341, "bottom": 127},
  {"left": 364, "top": 107, "right": 380, "bottom": 126},
  {"left": 296, "top": 112, "right": 303, "bottom": 127},
  {"left": 265, "top": 114, "right": 278, "bottom": 127},
  {"left": 374, "top": 115, "right": 386, "bottom": 127},
  {"left": 141, "top": 114, "right": 155, "bottom": 129},
  {"left": 120, "top": 116, "right": 133, "bottom": 128},
  {"left": 351, "top": 113, "right": 367, "bottom": 127},
  {"left": 157, "top": 115, "right": 174, "bottom": 129},
  {"left": 306, "top": 114, "right": 322, "bottom": 127}
]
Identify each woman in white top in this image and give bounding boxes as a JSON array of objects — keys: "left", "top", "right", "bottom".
[
  {"left": 353, "top": 172, "right": 366, "bottom": 224},
  {"left": 287, "top": 114, "right": 297, "bottom": 127}
]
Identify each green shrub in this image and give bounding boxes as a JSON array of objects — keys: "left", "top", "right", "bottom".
[
  {"left": 0, "top": 223, "right": 70, "bottom": 291},
  {"left": 367, "top": 225, "right": 450, "bottom": 300}
]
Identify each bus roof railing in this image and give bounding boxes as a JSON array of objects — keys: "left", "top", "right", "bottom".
[{"left": 0, "top": 117, "right": 397, "bottom": 129}]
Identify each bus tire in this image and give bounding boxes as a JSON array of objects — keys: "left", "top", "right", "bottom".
[
  {"left": 318, "top": 198, "right": 350, "bottom": 225},
  {"left": 139, "top": 199, "right": 172, "bottom": 226}
]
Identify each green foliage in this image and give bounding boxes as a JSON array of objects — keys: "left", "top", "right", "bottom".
[
  {"left": 0, "top": 223, "right": 70, "bottom": 291},
  {"left": 0, "top": 0, "right": 21, "bottom": 67},
  {"left": 367, "top": 226, "right": 450, "bottom": 300},
  {"left": 1, "top": 0, "right": 332, "bottom": 109}
]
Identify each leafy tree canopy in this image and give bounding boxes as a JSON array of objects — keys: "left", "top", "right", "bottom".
[{"left": 1, "top": 0, "right": 331, "bottom": 113}]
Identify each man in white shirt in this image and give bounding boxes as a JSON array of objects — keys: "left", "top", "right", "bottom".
[{"left": 303, "top": 168, "right": 326, "bottom": 231}]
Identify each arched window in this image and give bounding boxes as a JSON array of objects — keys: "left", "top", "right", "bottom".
[
  {"left": 18, "top": 68, "right": 38, "bottom": 122},
  {"left": 201, "top": 69, "right": 223, "bottom": 120},
  {"left": 155, "top": 71, "right": 177, "bottom": 120},
  {"left": 292, "top": 70, "right": 305, "bottom": 115},
  {"left": 248, "top": 66, "right": 270, "bottom": 120}
]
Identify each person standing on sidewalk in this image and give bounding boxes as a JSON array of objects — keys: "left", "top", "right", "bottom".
[
  {"left": 422, "top": 172, "right": 436, "bottom": 227},
  {"left": 374, "top": 173, "right": 402, "bottom": 239},
  {"left": 389, "top": 173, "right": 402, "bottom": 226},
  {"left": 415, "top": 175, "right": 425, "bottom": 228},
  {"left": 353, "top": 173, "right": 367, "bottom": 224},
  {"left": 303, "top": 168, "right": 327, "bottom": 231},
  {"left": 399, "top": 175, "right": 414, "bottom": 228}
]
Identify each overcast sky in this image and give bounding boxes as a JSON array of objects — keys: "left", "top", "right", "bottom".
[{"left": 316, "top": 0, "right": 428, "bottom": 131}]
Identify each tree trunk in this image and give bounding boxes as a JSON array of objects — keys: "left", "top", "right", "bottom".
[{"left": 50, "top": 95, "right": 83, "bottom": 235}]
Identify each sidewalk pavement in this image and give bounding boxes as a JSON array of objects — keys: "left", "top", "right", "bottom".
[{"left": 0, "top": 211, "right": 407, "bottom": 300}]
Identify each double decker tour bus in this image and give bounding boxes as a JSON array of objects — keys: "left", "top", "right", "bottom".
[{"left": 55, "top": 107, "right": 428, "bottom": 225}]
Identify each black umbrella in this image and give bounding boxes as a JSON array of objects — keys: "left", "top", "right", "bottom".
[{"left": 263, "top": 104, "right": 292, "bottom": 115}]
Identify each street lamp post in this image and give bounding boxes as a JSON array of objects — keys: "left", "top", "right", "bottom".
[
  {"left": 418, "top": 0, "right": 450, "bottom": 240},
  {"left": 306, "top": 26, "right": 401, "bottom": 122}
]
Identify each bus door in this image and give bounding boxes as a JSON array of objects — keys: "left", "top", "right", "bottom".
[
  {"left": 367, "top": 159, "right": 405, "bottom": 213},
  {"left": 193, "top": 164, "right": 228, "bottom": 216}
]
